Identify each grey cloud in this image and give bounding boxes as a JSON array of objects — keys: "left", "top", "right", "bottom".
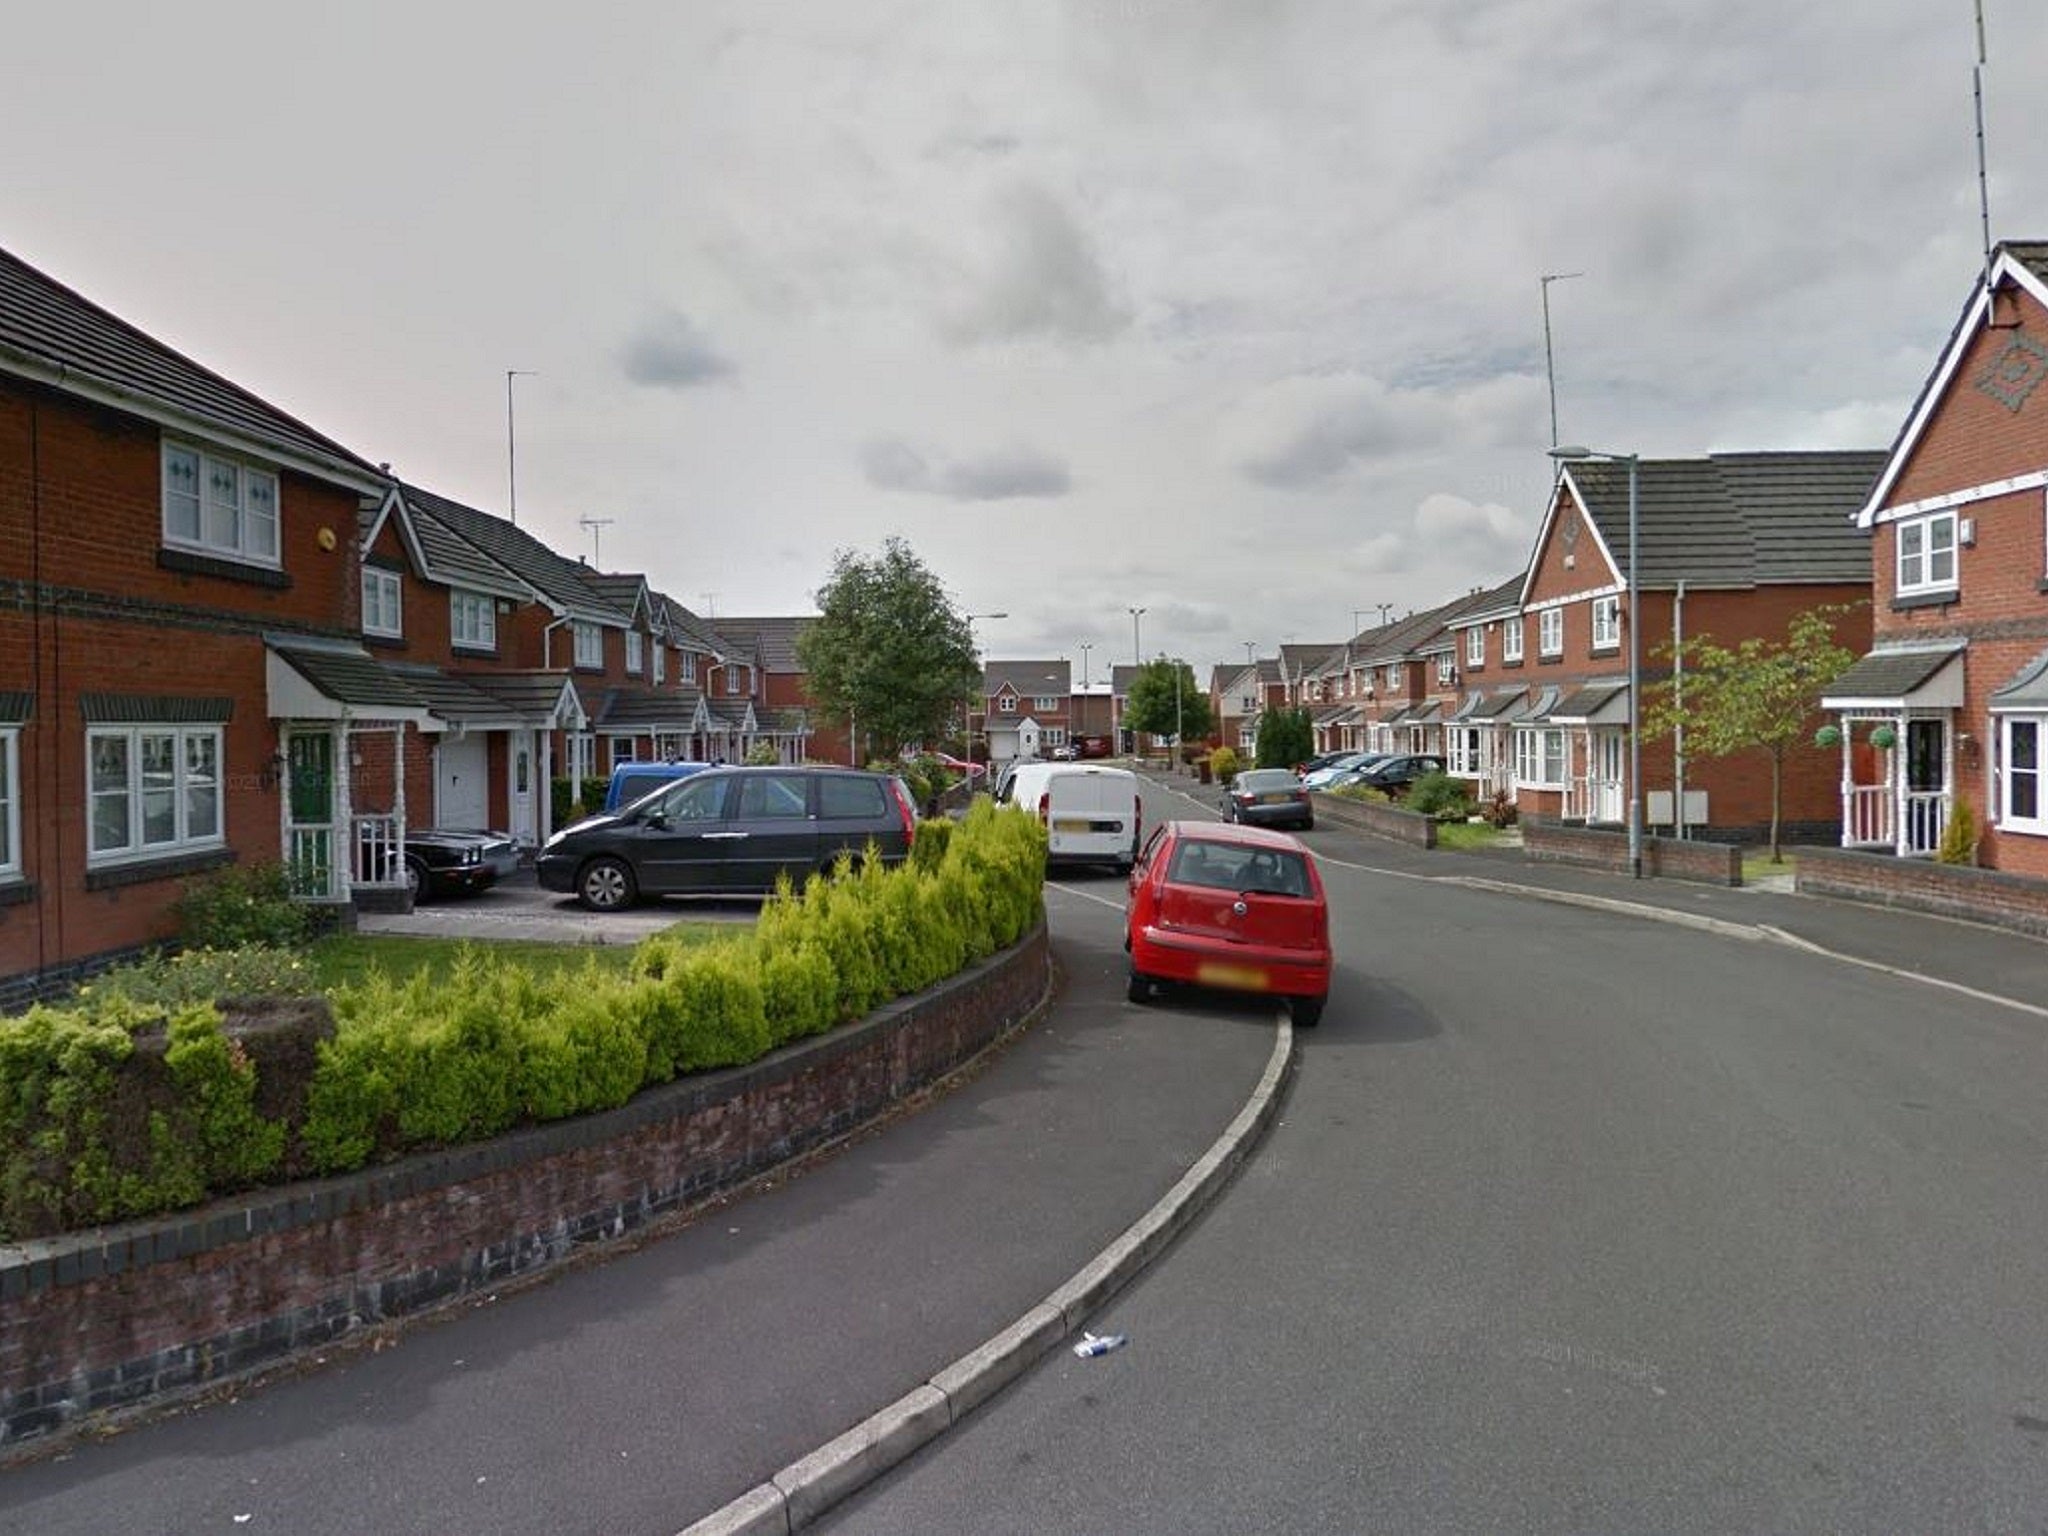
[
  {"left": 622, "top": 310, "right": 734, "bottom": 388},
  {"left": 944, "top": 182, "right": 1131, "bottom": 345},
  {"left": 862, "top": 437, "right": 1072, "bottom": 501}
]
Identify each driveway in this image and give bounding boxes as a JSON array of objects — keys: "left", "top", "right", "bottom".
[{"left": 357, "top": 869, "right": 759, "bottom": 944}]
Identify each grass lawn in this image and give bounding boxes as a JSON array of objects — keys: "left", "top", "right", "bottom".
[
  {"left": 1740, "top": 847, "right": 1800, "bottom": 883},
  {"left": 307, "top": 923, "right": 727, "bottom": 992},
  {"left": 1434, "top": 820, "right": 1506, "bottom": 852}
]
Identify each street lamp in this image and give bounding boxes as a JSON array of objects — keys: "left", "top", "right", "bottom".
[
  {"left": 1550, "top": 444, "right": 1641, "bottom": 879},
  {"left": 1079, "top": 641, "right": 1093, "bottom": 691},
  {"left": 966, "top": 611, "right": 1008, "bottom": 774},
  {"left": 1128, "top": 607, "right": 1146, "bottom": 668}
]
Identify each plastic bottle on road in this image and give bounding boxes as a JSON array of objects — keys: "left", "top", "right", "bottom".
[{"left": 1072, "top": 1331, "right": 1128, "bottom": 1358}]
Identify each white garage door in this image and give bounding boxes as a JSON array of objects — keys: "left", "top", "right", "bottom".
[{"left": 438, "top": 734, "right": 490, "bottom": 829}]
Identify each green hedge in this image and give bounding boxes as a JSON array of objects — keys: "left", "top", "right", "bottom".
[{"left": 0, "top": 801, "right": 1045, "bottom": 1239}]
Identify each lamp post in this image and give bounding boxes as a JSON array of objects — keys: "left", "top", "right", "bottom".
[
  {"left": 1079, "top": 641, "right": 1093, "bottom": 691},
  {"left": 1550, "top": 444, "right": 1641, "bottom": 879},
  {"left": 1127, "top": 608, "right": 1147, "bottom": 756},
  {"left": 966, "top": 611, "right": 1008, "bottom": 774},
  {"left": 506, "top": 369, "right": 537, "bottom": 526}
]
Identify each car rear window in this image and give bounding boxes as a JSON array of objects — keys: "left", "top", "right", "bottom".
[
  {"left": 1235, "top": 769, "right": 1297, "bottom": 791},
  {"left": 817, "top": 774, "right": 886, "bottom": 819},
  {"left": 737, "top": 773, "right": 810, "bottom": 819},
  {"left": 1167, "top": 840, "right": 1311, "bottom": 897}
]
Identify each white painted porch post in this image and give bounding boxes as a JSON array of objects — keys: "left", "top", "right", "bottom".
[{"left": 1837, "top": 720, "right": 1851, "bottom": 847}]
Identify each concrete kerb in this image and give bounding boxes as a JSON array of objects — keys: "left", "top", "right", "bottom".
[{"left": 677, "top": 1015, "right": 1298, "bottom": 1536}]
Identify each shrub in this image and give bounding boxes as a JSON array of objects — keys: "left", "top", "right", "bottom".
[
  {"left": 1937, "top": 798, "right": 1978, "bottom": 866},
  {"left": 1480, "top": 789, "right": 1519, "bottom": 829},
  {"left": 1208, "top": 746, "right": 1241, "bottom": 785},
  {"left": 745, "top": 741, "right": 781, "bottom": 766},
  {"left": 83, "top": 946, "right": 319, "bottom": 1010},
  {"left": 1407, "top": 771, "right": 1471, "bottom": 820},
  {"left": 174, "top": 863, "right": 311, "bottom": 950}
]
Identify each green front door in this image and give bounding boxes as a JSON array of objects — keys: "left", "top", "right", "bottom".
[{"left": 285, "top": 730, "right": 337, "bottom": 898}]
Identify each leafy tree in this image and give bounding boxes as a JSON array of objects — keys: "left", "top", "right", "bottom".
[
  {"left": 1641, "top": 603, "right": 1862, "bottom": 863},
  {"left": 1123, "top": 659, "right": 1213, "bottom": 744},
  {"left": 795, "top": 538, "right": 979, "bottom": 761},
  {"left": 1254, "top": 707, "right": 1314, "bottom": 770}
]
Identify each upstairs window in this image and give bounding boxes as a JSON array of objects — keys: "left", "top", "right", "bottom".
[
  {"left": 998, "top": 695, "right": 1017, "bottom": 715},
  {"left": 573, "top": 622, "right": 603, "bottom": 669},
  {"left": 1539, "top": 608, "right": 1564, "bottom": 657},
  {"left": 652, "top": 642, "right": 666, "bottom": 684},
  {"left": 1502, "top": 618, "right": 1524, "bottom": 663},
  {"left": 1897, "top": 511, "right": 1958, "bottom": 596},
  {"left": 451, "top": 589, "right": 496, "bottom": 650},
  {"left": 362, "top": 568, "right": 402, "bottom": 638},
  {"left": 725, "top": 666, "right": 746, "bottom": 697},
  {"left": 1465, "top": 627, "right": 1485, "bottom": 667},
  {"left": 626, "top": 630, "right": 644, "bottom": 675},
  {"left": 680, "top": 651, "right": 697, "bottom": 682},
  {"left": 1385, "top": 664, "right": 1402, "bottom": 692},
  {"left": 163, "top": 443, "right": 279, "bottom": 565},
  {"left": 1435, "top": 653, "right": 1454, "bottom": 684},
  {"left": 1032, "top": 695, "right": 1060, "bottom": 711},
  {"left": 1591, "top": 596, "right": 1620, "bottom": 651}
]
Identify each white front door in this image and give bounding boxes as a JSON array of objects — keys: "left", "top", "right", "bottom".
[
  {"left": 1595, "top": 731, "right": 1625, "bottom": 824},
  {"left": 509, "top": 734, "right": 536, "bottom": 845},
  {"left": 438, "top": 733, "right": 489, "bottom": 829}
]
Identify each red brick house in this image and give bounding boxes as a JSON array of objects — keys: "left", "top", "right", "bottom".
[
  {"left": 1822, "top": 241, "right": 2048, "bottom": 876},
  {"left": 1, "top": 246, "right": 398, "bottom": 1003},
  {"left": 979, "top": 660, "right": 1073, "bottom": 765}
]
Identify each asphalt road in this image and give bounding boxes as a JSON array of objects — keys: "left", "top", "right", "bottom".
[
  {"left": 823, "top": 788, "right": 2048, "bottom": 1533},
  {"left": 0, "top": 792, "right": 1276, "bottom": 1536}
]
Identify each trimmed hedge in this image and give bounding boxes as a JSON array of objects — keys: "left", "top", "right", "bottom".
[{"left": 0, "top": 801, "right": 1046, "bottom": 1239}]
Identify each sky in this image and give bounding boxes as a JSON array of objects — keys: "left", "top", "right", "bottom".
[{"left": 5, "top": 1, "right": 2044, "bottom": 682}]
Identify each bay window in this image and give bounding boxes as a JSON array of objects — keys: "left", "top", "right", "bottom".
[
  {"left": 1514, "top": 726, "right": 1566, "bottom": 788},
  {"left": 2001, "top": 717, "right": 2043, "bottom": 834}
]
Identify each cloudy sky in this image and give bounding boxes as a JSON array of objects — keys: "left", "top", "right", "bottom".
[{"left": 5, "top": 1, "right": 2044, "bottom": 677}]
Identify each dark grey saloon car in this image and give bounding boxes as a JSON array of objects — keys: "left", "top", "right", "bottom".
[{"left": 536, "top": 766, "right": 918, "bottom": 909}]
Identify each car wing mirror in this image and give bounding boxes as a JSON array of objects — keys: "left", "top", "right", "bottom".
[{"left": 642, "top": 811, "right": 669, "bottom": 830}]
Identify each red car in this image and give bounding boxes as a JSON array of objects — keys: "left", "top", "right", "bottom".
[{"left": 1124, "top": 820, "right": 1332, "bottom": 1026}]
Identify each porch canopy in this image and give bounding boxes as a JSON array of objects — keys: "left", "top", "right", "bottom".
[
  {"left": 1450, "top": 690, "right": 1486, "bottom": 721},
  {"left": 1546, "top": 681, "right": 1630, "bottom": 726},
  {"left": 1990, "top": 644, "right": 2048, "bottom": 712},
  {"left": 265, "top": 640, "right": 439, "bottom": 730},
  {"left": 1473, "top": 688, "right": 1528, "bottom": 721},
  {"left": 1822, "top": 642, "right": 1966, "bottom": 711}
]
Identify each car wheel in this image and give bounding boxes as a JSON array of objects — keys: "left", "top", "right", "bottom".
[
  {"left": 578, "top": 857, "right": 638, "bottom": 911},
  {"left": 1127, "top": 969, "right": 1156, "bottom": 1005},
  {"left": 1300, "top": 815, "right": 1314, "bottom": 831},
  {"left": 403, "top": 856, "right": 428, "bottom": 904},
  {"left": 1290, "top": 994, "right": 1326, "bottom": 1028}
]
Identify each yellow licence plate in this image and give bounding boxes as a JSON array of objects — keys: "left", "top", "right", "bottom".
[
  {"left": 1196, "top": 961, "right": 1269, "bottom": 991},
  {"left": 1259, "top": 793, "right": 1290, "bottom": 804},
  {"left": 1053, "top": 817, "right": 1092, "bottom": 832}
]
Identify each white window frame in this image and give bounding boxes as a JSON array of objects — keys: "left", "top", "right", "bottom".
[
  {"left": 1539, "top": 608, "right": 1564, "bottom": 657},
  {"left": 0, "top": 728, "right": 18, "bottom": 879},
  {"left": 680, "top": 652, "right": 697, "bottom": 682},
  {"left": 1896, "top": 510, "right": 1958, "bottom": 596},
  {"left": 725, "top": 666, "right": 746, "bottom": 697},
  {"left": 1043, "top": 727, "right": 1067, "bottom": 747},
  {"left": 998, "top": 695, "right": 1017, "bottom": 715},
  {"left": 1385, "top": 664, "right": 1402, "bottom": 692},
  {"left": 1465, "top": 627, "right": 1485, "bottom": 667},
  {"left": 1447, "top": 725, "right": 1483, "bottom": 776},
  {"left": 1513, "top": 726, "right": 1566, "bottom": 788},
  {"left": 626, "top": 630, "right": 644, "bottom": 675},
  {"left": 161, "top": 442, "right": 280, "bottom": 567},
  {"left": 451, "top": 589, "right": 496, "bottom": 650},
  {"left": 1033, "top": 695, "right": 1060, "bottom": 711},
  {"left": 1435, "top": 653, "right": 1454, "bottom": 685},
  {"left": 1591, "top": 596, "right": 1620, "bottom": 651},
  {"left": 86, "top": 724, "right": 225, "bottom": 867},
  {"left": 1502, "top": 617, "right": 1524, "bottom": 663},
  {"left": 2000, "top": 715, "right": 2045, "bottom": 835},
  {"left": 362, "top": 567, "right": 402, "bottom": 638},
  {"left": 567, "top": 733, "right": 597, "bottom": 784},
  {"left": 573, "top": 622, "right": 604, "bottom": 669},
  {"left": 652, "top": 642, "right": 666, "bottom": 685}
]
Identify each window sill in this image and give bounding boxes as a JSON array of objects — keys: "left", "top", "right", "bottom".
[
  {"left": 1538, "top": 654, "right": 1565, "bottom": 665},
  {"left": 1590, "top": 645, "right": 1620, "bottom": 657},
  {"left": 451, "top": 643, "right": 499, "bottom": 659},
  {"left": 158, "top": 547, "right": 291, "bottom": 590},
  {"left": 0, "top": 879, "right": 35, "bottom": 909},
  {"left": 1500, "top": 659, "right": 1524, "bottom": 670},
  {"left": 1891, "top": 589, "right": 1958, "bottom": 612},
  {"left": 85, "top": 847, "right": 233, "bottom": 892},
  {"left": 363, "top": 633, "right": 407, "bottom": 650}
]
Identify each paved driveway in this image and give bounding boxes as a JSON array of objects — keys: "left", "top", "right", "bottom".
[{"left": 359, "top": 869, "right": 759, "bottom": 944}]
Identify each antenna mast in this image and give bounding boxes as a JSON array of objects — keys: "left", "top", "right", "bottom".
[
  {"left": 577, "top": 516, "right": 615, "bottom": 568},
  {"left": 1974, "top": 0, "right": 1994, "bottom": 297}
]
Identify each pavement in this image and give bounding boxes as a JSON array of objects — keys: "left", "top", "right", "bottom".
[{"left": 8, "top": 773, "right": 2043, "bottom": 1536}]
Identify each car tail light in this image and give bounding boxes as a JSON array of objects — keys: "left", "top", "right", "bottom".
[
  {"left": 1037, "top": 790, "right": 1050, "bottom": 825},
  {"left": 891, "top": 780, "right": 916, "bottom": 840},
  {"left": 1133, "top": 792, "right": 1142, "bottom": 847}
]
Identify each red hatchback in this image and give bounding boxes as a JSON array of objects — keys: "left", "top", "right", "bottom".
[{"left": 1125, "top": 820, "right": 1332, "bottom": 1026}]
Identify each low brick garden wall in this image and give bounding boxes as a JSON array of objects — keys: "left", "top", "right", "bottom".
[
  {"left": 1795, "top": 847, "right": 2048, "bottom": 940},
  {"left": 0, "top": 923, "right": 1051, "bottom": 1453},
  {"left": 1309, "top": 791, "right": 1438, "bottom": 849},
  {"left": 1521, "top": 818, "right": 1742, "bottom": 887}
]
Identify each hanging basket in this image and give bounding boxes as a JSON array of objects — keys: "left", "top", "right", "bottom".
[
  {"left": 1868, "top": 724, "right": 1897, "bottom": 750},
  {"left": 1813, "top": 724, "right": 1842, "bottom": 749}
]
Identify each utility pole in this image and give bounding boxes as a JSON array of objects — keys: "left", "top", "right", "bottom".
[{"left": 506, "top": 370, "right": 536, "bottom": 525}]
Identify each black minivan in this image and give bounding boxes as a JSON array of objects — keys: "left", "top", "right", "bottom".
[{"left": 536, "top": 766, "right": 919, "bottom": 910}]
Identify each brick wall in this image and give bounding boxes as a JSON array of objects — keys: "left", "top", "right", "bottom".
[
  {"left": 1521, "top": 818, "right": 1742, "bottom": 886},
  {"left": 1309, "top": 791, "right": 1438, "bottom": 848},
  {"left": 1794, "top": 846, "right": 2048, "bottom": 939},
  {"left": 0, "top": 923, "right": 1050, "bottom": 1451}
]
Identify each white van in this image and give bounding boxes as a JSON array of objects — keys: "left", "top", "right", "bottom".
[{"left": 1013, "top": 764, "right": 1143, "bottom": 872}]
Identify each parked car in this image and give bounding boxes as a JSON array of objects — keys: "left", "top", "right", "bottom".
[
  {"left": 400, "top": 828, "right": 521, "bottom": 902},
  {"left": 538, "top": 766, "right": 918, "bottom": 910},
  {"left": 602, "top": 759, "right": 714, "bottom": 814},
  {"left": 1300, "top": 752, "right": 1389, "bottom": 790},
  {"left": 1221, "top": 767, "right": 1314, "bottom": 830},
  {"left": 1295, "top": 751, "right": 1352, "bottom": 777},
  {"left": 1124, "top": 821, "right": 1331, "bottom": 1026},
  {"left": 1017, "top": 765, "right": 1143, "bottom": 871},
  {"left": 1051, "top": 742, "right": 1082, "bottom": 761},
  {"left": 1344, "top": 753, "right": 1447, "bottom": 795}
]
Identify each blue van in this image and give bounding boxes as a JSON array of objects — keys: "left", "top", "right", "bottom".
[{"left": 602, "top": 761, "right": 713, "bottom": 815}]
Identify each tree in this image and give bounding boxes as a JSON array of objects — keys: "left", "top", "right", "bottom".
[
  {"left": 1254, "top": 706, "right": 1314, "bottom": 770},
  {"left": 795, "top": 537, "right": 979, "bottom": 761},
  {"left": 1123, "top": 658, "right": 1213, "bottom": 747},
  {"left": 1641, "top": 603, "right": 1863, "bottom": 863}
]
